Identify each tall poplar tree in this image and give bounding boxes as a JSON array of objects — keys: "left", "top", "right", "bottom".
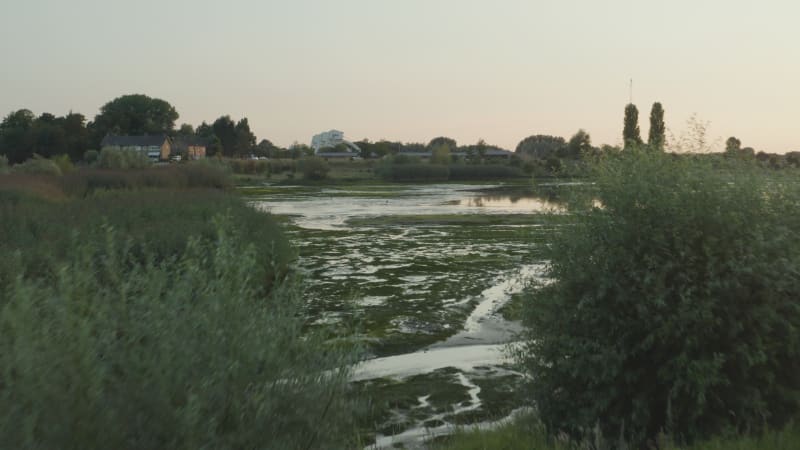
[
  {"left": 623, "top": 104, "right": 642, "bottom": 149},
  {"left": 648, "top": 102, "right": 666, "bottom": 151}
]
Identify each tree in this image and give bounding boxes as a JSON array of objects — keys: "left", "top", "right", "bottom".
[
  {"left": 62, "top": 112, "right": 90, "bottom": 161},
  {"left": 428, "top": 136, "right": 457, "bottom": 150},
  {"left": 725, "top": 136, "right": 742, "bottom": 154},
  {"left": 0, "top": 109, "right": 36, "bottom": 163},
  {"left": 297, "top": 156, "right": 330, "bottom": 180},
  {"left": 476, "top": 139, "right": 487, "bottom": 162},
  {"left": 648, "top": 102, "right": 666, "bottom": 151},
  {"left": 177, "top": 123, "right": 195, "bottom": 137},
  {"left": 563, "top": 129, "right": 592, "bottom": 159},
  {"left": 212, "top": 116, "right": 237, "bottom": 157},
  {"left": 515, "top": 135, "right": 566, "bottom": 159},
  {"left": 30, "top": 113, "right": 67, "bottom": 159},
  {"left": 196, "top": 121, "right": 223, "bottom": 156},
  {"left": 623, "top": 103, "right": 642, "bottom": 149},
  {"left": 234, "top": 118, "right": 256, "bottom": 156},
  {"left": 430, "top": 143, "right": 452, "bottom": 164},
  {"left": 519, "top": 152, "right": 800, "bottom": 445},
  {"left": 91, "top": 94, "right": 178, "bottom": 145},
  {"left": 255, "top": 139, "right": 276, "bottom": 158}
]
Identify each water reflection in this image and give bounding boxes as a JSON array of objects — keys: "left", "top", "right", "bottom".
[
  {"left": 459, "top": 195, "right": 565, "bottom": 212},
  {"left": 253, "top": 184, "right": 568, "bottom": 230}
]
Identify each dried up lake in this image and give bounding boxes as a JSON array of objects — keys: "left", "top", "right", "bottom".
[{"left": 247, "top": 182, "right": 571, "bottom": 448}]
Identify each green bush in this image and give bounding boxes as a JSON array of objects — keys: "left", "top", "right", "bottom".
[
  {"left": 97, "top": 148, "right": 151, "bottom": 169},
  {"left": 10, "top": 157, "right": 62, "bottom": 176},
  {"left": 51, "top": 154, "right": 75, "bottom": 173},
  {"left": 84, "top": 149, "right": 99, "bottom": 164},
  {"left": 297, "top": 156, "right": 330, "bottom": 180},
  {"left": 0, "top": 155, "right": 8, "bottom": 174},
  {"left": 0, "top": 219, "right": 361, "bottom": 449},
  {"left": 519, "top": 151, "right": 800, "bottom": 445},
  {"left": 0, "top": 190, "right": 290, "bottom": 289}
]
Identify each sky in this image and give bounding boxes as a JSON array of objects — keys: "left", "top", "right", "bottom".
[{"left": 1, "top": 0, "right": 799, "bottom": 152}]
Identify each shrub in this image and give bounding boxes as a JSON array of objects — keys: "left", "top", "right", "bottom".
[
  {"left": 518, "top": 151, "right": 800, "bottom": 445},
  {"left": 0, "top": 155, "right": 8, "bottom": 174},
  {"left": 10, "top": 156, "right": 62, "bottom": 176},
  {"left": 297, "top": 156, "right": 330, "bottom": 180},
  {"left": 51, "top": 154, "right": 75, "bottom": 173},
  {"left": 97, "top": 148, "right": 150, "bottom": 169},
  {"left": 0, "top": 220, "right": 361, "bottom": 449},
  {"left": 84, "top": 149, "right": 99, "bottom": 164}
]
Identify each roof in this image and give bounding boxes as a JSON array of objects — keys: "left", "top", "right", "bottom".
[
  {"left": 172, "top": 136, "right": 208, "bottom": 147},
  {"left": 316, "top": 152, "right": 358, "bottom": 158},
  {"left": 101, "top": 135, "right": 170, "bottom": 147},
  {"left": 395, "top": 149, "right": 513, "bottom": 157}
]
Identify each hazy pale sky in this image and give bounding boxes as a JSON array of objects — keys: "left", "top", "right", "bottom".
[{"left": 1, "top": 0, "right": 798, "bottom": 152}]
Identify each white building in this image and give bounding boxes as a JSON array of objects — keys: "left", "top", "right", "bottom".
[
  {"left": 311, "top": 129, "right": 361, "bottom": 154},
  {"left": 311, "top": 130, "right": 345, "bottom": 151}
]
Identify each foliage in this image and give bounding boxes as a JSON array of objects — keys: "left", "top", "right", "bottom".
[
  {"left": 515, "top": 135, "right": 566, "bottom": 159},
  {"left": 448, "top": 164, "right": 524, "bottom": 180},
  {"left": 436, "top": 417, "right": 800, "bottom": 450},
  {"left": 51, "top": 154, "right": 75, "bottom": 173},
  {"left": 267, "top": 158, "right": 296, "bottom": 174},
  {"left": 561, "top": 130, "right": 592, "bottom": 159},
  {"left": 623, "top": 103, "right": 642, "bottom": 149},
  {"left": 228, "top": 158, "right": 270, "bottom": 175},
  {"left": 10, "top": 156, "right": 63, "bottom": 176},
  {"left": 0, "top": 155, "right": 9, "bottom": 174},
  {"left": 428, "top": 136, "right": 457, "bottom": 150},
  {"left": 389, "top": 153, "right": 422, "bottom": 165},
  {"left": 96, "top": 147, "right": 151, "bottom": 169},
  {"left": 83, "top": 149, "right": 99, "bottom": 164},
  {"left": 297, "top": 156, "right": 330, "bottom": 180},
  {"left": 0, "top": 214, "right": 361, "bottom": 449},
  {"left": 0, "top": 110, "right": 90, "bottom": 164},
  {"left": 91, "top": 94, "right": 178, "bottom": 144},
  {"left": 648, "top": 102, "right": 666, "bottom": 151},
  {"left": 61, "top": 164, "right": 232, "bottom": 196},
  {"left": 234, "top": 117, "right": 257, "bottom": 155},
  {"left": 726, "top": 137, "right": 742, "bottom": 154},
  {"left": 518, "top": 151, "right": 800, "bottom": 446},
  {"left": 431, "top": 144, "right": 452, "bottom": 164},
  {"left": 667, "top": 115, "right": 717, "bottom": 154},
  {"left": 375, "top": 162, "right": 450, "bottom": 181},
  {"left": 0, "top": 174, "right": 66, "bottom": 201},
  {"left": 210, "top": 116, "right": 257, "bottom": 157}
]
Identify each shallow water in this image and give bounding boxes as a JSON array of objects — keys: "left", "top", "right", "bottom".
[
  {"left": 250, "top": 183, "right": 558, "bottom": 448},
  {"left": 254, "top": 184, "right": 562, "bottom": 230}
]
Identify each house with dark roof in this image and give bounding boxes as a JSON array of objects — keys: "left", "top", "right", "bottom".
[
  {"left": 100, "top": 135, "right": 172, "bottom": 162},
  {"left": 172, "top": 136, "right": 207, "bottom": 160}
]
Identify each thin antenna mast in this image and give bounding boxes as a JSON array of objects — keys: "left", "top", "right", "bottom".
[{"left": 629, "top": 78, "right": 633, "bottom": 104}]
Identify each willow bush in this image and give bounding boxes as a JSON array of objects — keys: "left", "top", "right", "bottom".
[
  {"left": 519, "top": 151, "right": 800, "bottom": 446},
  {"left": 0, "top": 218, "right": 362, "bottom": 449}
]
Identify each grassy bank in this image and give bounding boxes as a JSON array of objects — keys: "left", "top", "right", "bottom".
[
  {"left": 435, "top": 417, "right": 800, "bottom": 450},
  {"left": 0, "top": 167, "right": 364, "bottom": 449}
]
